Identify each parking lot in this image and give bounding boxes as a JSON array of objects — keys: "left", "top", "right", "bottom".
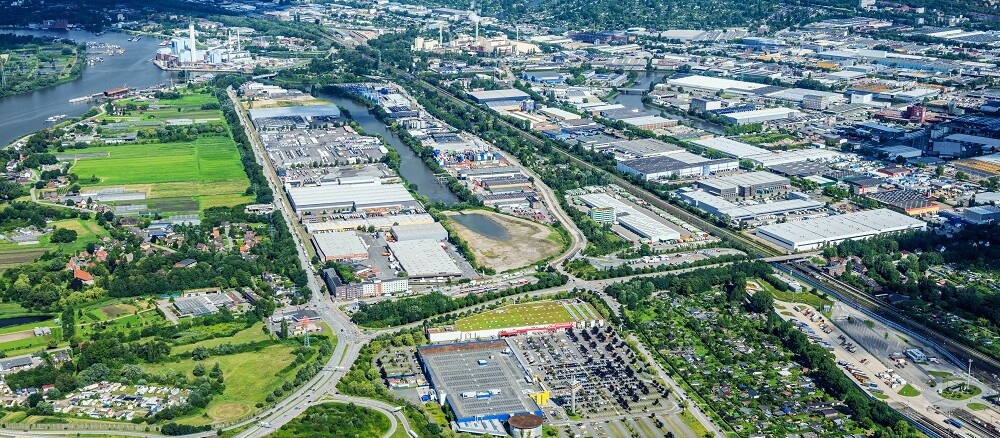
[{"left": 508, "top": 327, "right": 672, "bottom": 419}]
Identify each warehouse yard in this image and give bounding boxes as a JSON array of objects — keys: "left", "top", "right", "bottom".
[{"left": 445, "top": 210, "right": 565, "bottom": 272}]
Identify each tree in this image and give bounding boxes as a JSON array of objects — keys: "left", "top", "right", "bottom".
[
  {"left": 192, "top": 346, "right": 209, "bottom": 361},
  {"left": 192, "top": 363, "right": 206, "bottom": 377},
  {"left": 26, "top": 392, "right": 43, "bottom": 408},
  {"left": 49, "top": 228, "right": 77, "bottom": 243},
  {"left": 748, "top": 290, "right": 774, "bottom": 313},
  {"left": 935, "top": 165, "right": 945, "bottom": 176},
  {"left": 279, "top": 318, "right": 289, "bottom": 339}
]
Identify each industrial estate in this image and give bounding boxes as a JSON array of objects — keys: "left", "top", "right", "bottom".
[{"left": 2, "top": 0, "right": 1000, "bottom": 437}]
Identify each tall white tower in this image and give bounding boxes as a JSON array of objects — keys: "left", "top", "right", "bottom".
[{"left": 189, "top": 21, "right": 197, "bottom": 63}]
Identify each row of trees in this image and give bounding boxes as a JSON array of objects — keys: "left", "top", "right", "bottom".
[{"left": 350, "top": 269, "right": 567, "bottom": 327}]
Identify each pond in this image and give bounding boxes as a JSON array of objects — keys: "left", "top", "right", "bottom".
[
  {"left": 450, "top": 212, "right": 510, "bottom": 240},
  {"left": 0, "top": 314, "right": 50, "bottom": 329}
]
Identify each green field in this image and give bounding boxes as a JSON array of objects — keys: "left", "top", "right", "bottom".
[
  {"left": 455, "top": 300, "right": 597, "bottom": 332},
  {"left": 142, "top": 344, "right": 299, "bottom": 424},
  {"left": 71, "top": 136, "right": 251, "bottom": 214},
  {"left": 172, "top": 322, "right": 270, "bottom": 355}
]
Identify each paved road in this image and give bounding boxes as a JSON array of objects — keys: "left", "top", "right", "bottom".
[{"left": 224, "top": 87, "right": 408, "bottom": 438}]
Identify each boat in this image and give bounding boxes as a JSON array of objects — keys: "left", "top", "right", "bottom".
[{"left": 45, "top": 114, "right": 67, "bottom": 123}]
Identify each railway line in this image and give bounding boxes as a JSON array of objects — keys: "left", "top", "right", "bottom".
[
  {"left": 779, "top": 261, "right": 1000, "bottom": 380},
  {"left": 892, "top": 403, "right": 954, "bottom": 438},
  {"left": 405, "top": 77, "right": 783, "bottom": 259}
]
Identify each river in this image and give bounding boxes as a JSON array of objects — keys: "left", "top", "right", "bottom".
[
  {"left": 0, "top": 29, "right": 178, "bottom": 147},
  {"left": 319, "top": 92, "right": 459, "bottom": 205}
]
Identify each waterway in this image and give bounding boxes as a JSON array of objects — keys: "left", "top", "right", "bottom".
[
  {"left": 609, "top": 72, "right": 724, "bottom": 134},
  {"left": 0, "top": 29, "right": 178, "bottom": 147},
  {"left": 318, "top": 92, "right": 459, "bottom": 205},
  {"left": 450, "top": 212, "right": 510, "bottom": 240},
  {"left": 0, "top": 315, "right": 50, "bottom": 329}
]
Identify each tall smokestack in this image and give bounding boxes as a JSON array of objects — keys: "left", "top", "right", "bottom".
[{"left": 189, "top": 21, "right": 197, "bottom": 63}]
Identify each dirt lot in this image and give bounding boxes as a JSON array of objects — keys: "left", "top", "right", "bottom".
[{"left": 445, "top": 210, "right": 564, "bottom": 272}]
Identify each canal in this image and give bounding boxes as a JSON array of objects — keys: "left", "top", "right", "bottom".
[
  {"left": 0, "top": 29, "right": 178, "bottom": 147},
  {"left": 0, "top": 314, "right": 50, "bottom": 329},
  {"left": 609, "top": 72, "right": 724, "bottom": 135},
  {"left": 319, "top": 92, "right": 459, "bottom": 205}
]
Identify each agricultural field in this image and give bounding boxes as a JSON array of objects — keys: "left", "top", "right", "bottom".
[
  {"left": 71, "top": 137, "right": 251, "bottom": 214},
  {"left": 454, "top": 299, "right": 599, "bottom": 332},
  {"left": 68, "top": 89, "right": 252, "bottom": 215},
  {"left": 0, "top": 217, "right": 108, "bottom": 266}
]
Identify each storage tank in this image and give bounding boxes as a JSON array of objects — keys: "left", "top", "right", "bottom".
[{"left": 507, "top": 414, "right": 544, "bottom": 438}]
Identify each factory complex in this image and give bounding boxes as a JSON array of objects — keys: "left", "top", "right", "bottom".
[
  {"left": 578, "top": 193, "right": 682, "bottom": 242},
  {"left": 755, "top": 209, "right": 927, "bottom": 251}
]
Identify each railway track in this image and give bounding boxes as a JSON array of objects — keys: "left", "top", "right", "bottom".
[
  {"left": 780, "top": 261, "right": 1000, "bottom": 380},
  {"left": 406, "top": 77, "right": 782, "bottom": 259},
  {"left": 892, "top": 403, "right": 953, "bottom": 438}
]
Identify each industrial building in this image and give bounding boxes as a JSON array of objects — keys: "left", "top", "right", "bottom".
[
  {"left": 247, "top": 105, "right": 341, "bottom": 131},
  {"left": 866, "top": 190, "right": 939, "bottom": 216},
  {"left": 589, "top": 206, "right": 616, "bottom": 224},
  {"left": 620, "top": 115, "right": 678, "bottom": 130},
  {"left": 695, "top": 172, "right": 790, "bottom": 200},
  {"left": 312, "top": 231, "right": 369, "bottom": 262},
  {"left": 965, "top": 205, "right": 1000, "bottom": 224},
  {"left": 616, "top": 154, "right": 739, "bottom": 181},
  {"left": 388, "top": 239, "right": 463, "bottom": 278},
  {"left": 692, "top": 137, "right": 769, "bottom": 158},
  {"left": 321, "top": 269, "right": 410, "bottom": 299},
  {"left": 578, "top": 193, "right": 681, "bottom": 242},
  {"left": 677, "top": 189, "right": 825, "bottom": 224},
  {"left": 666, "top": 75, "right": 772, "bottom": 93},
  {"left": 285, "top": 182, "right": 419, "bottom": 213},
  {"left": 755, "top": 209, "right": 927, "bottom": 251},
  {"left": 390, "top": 222, "right": 449, "bottom": 242},
  {"left": 468, "top": 89, "right": 531, "bottom": 104},
  {"left": 722, "top": 107, "right": 803, "bottom": 125},
  {"left": 613, "top": 139, "right": 684, "bottom": 158},
  {"left": 418, "top": 339, "right": 543, "bottom": 431}
]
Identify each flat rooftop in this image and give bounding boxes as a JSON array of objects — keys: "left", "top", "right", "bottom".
[
  {"left": 756, "top": 209, "right": 926, "bottom": 248},
  {"left": 419, "top": 339, "right": 541, "bottom": 422},
  {"left": 388, "top": 239, "right": 463, "bottom": 278}
]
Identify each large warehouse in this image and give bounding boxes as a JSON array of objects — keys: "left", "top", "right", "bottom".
[
  {"left": 468, "top": 89, "right": 531, "bottom": 104},
  {"left": 722, "top": 107, "right": 803, "bottom": 125},
  {"left": 677, "top": 189, "right": 825, "bottom": 224},
  {"left": 285, "top": 182, "right": 419, "bottom": 213},
  {"left": 418, "top": 339, "right": 543, "bottom": 431},
  {"left": 390, "top": 222, "right": 449, "bottom": 241},
  {"left": 755, "top": 209, "right": 926, "bottom": 251},
  {"left": 312, "top": 231, "right": 369, "bottom": 262},
  {"left": 578, "top": 193, "right": 682, "bottom": 242},
  {"left": 388, "top": 239, "right": 463, "bottom": 279},
  {"left": 666, "top": 75, "right": 772, "bottom": 93},
  {"left": 692, "top": 137, "right": 769, "bottom": 158},
  {"left": 616, "top": 155, "right": 739, "bottom": 180},
  {"left": 695, "top": 171, "right": 790, "bottom": 200},
  {"left": 248, "top": 105, "right": 341, "bottom": 131}
]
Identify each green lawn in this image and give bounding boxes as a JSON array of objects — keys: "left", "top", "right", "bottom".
[
  {"left": 754, "top": 279, "right": 833, "bottom": 310},
  {"left": 71, "top": 136, "right": 251, "bottom": 213},
  {"left": 968, "top": 402, "right": 990, "bottom": 411},
  {"left": 455, "top": 300, "right": 594, "bottom": 332},
  {"left": 898, "top": 384, "right": 921, "bottom": 397},
  {"left": 142, "top": 344, "right": 299, "bottom": 425},
  {"left": 173, "top": 322, "right": 271, "bottom": 355},
  {"left": 928, "top": 370, "right": 953, "bottom": 379},
  {"left": 941, "top": 383, "right": 981, "bottom": 401}
]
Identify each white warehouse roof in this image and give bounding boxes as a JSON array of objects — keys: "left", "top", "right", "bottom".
[
  {"left": 389, "top": 239, "right": 463, "bottom": 278},
  {"left": 312, "top": 231, "right": 369, "bottom": 261},
  {"left": 693, "top": 137, "right": 769, "bottom": 158},
  {"left": 755, "top": 209, "right": 926, "bottom": 251},
  {"left": 578, "top": 193, "right": 681, "bottom": 242},
  {"left": 285, "top": 182, "right": 416, "bottom": 212},
  {"left": 666, "top": 75, "right": 771, "bottom": 92}
]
